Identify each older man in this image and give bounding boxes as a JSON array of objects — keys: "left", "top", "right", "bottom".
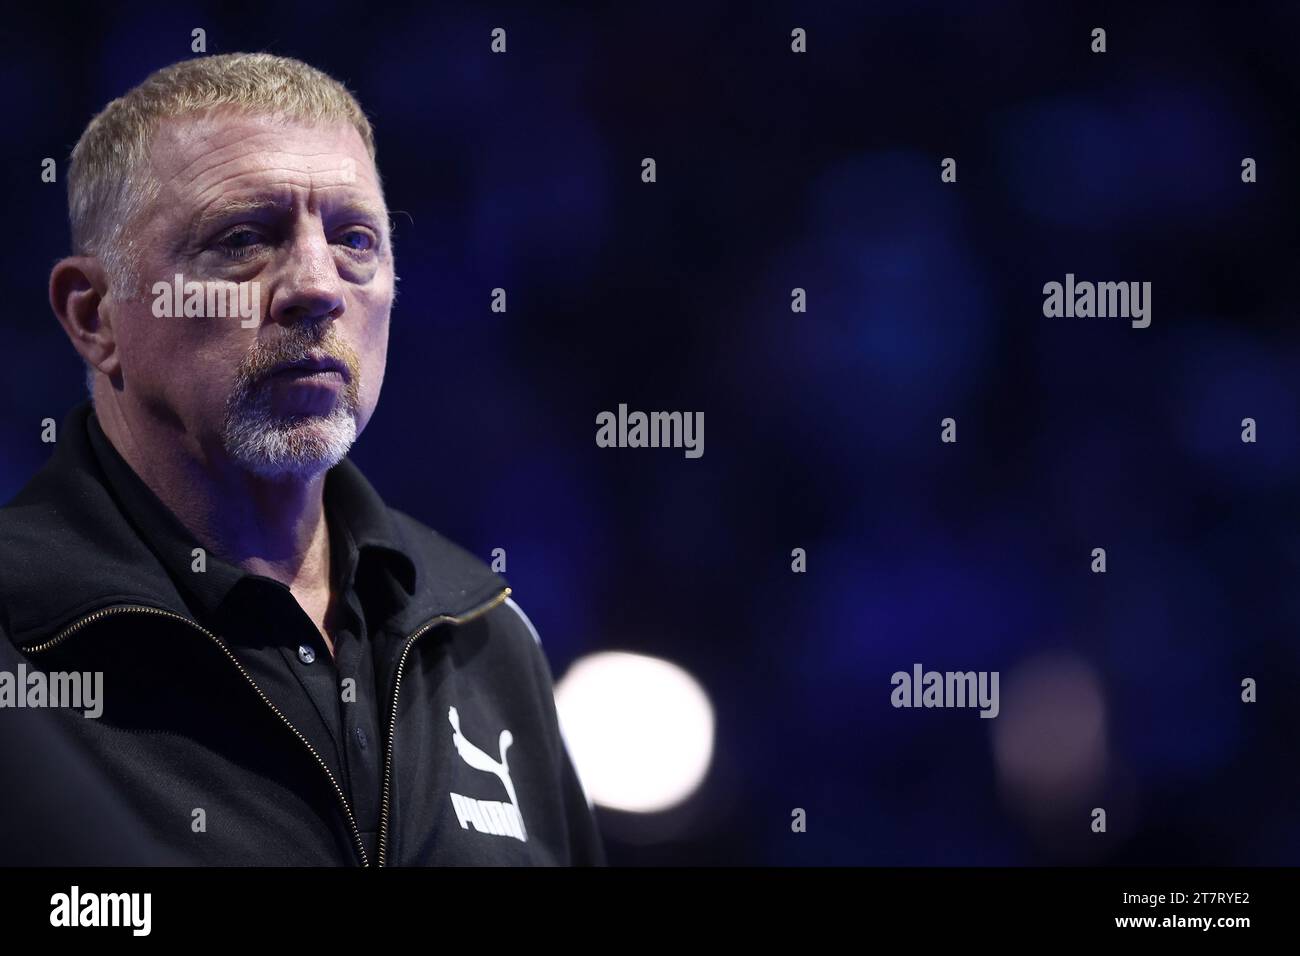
[{"left": 0, "top": 53, "right": 603, "bottom": 865}]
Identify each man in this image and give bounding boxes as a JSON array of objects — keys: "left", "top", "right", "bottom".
[{"left": 0, "top": 53, "right": 603, "bottom": 865}]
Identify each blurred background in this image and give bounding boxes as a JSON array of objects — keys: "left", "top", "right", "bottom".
[{"left": 2, "top": 0, "right": 1299, "bottom": 864}]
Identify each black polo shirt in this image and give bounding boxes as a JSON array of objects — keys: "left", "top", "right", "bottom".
[{"left": 86, "top": 411, "right": 416, "bottom": 862}]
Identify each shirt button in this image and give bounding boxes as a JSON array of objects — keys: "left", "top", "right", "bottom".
[
  {"left": 355, "top": 726, "right": 369, "bottom": 750},
  {"left": 297, "top": 644, "right": 316, "bottom": 665}
]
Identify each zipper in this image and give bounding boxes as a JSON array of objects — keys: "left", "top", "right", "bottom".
[
  {"left": 25, "top": 604, "right": 372, "bottom": 867},
  {"left": 376, "top": 586, "right": 511, "bottom": 867}
]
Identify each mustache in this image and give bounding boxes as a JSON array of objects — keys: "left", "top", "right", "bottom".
[{"left": 237, "top": 325, "right": 361, "bottom": 386}]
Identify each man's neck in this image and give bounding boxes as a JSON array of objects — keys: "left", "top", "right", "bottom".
[{"left": 95, "top": 397, "right": 338, "bottom": 651}]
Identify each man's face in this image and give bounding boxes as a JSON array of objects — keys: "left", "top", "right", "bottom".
[{"left": 107, "top": 110, "right": 393, "bottom": 478}]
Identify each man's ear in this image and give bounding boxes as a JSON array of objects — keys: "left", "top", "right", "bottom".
[{"left": 49, "top": 256, "right": 120, "bottom": 379}]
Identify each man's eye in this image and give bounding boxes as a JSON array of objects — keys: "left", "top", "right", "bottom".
[
  {"left": 215, "top": 229, "right": 265, "bottom": 259},
  {"left": 337, "top": 230, "right": 376, "bottom": 253}
]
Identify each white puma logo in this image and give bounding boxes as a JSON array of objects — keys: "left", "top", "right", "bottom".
[{"left": 447, "top": 706, "right": 528, "bottom": 842}]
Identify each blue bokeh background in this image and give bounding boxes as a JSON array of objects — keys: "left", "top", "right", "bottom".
[{"left": 3, "top": 0, "right": 1299, "bottom": 864}]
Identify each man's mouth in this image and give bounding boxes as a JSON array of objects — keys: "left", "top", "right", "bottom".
[{"left": 266, "top": 353, "right": 350, "bottom": 383}]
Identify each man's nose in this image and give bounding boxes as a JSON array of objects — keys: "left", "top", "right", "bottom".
[{"left": 267, "top": 229, "right": 346, "bottom": 327}]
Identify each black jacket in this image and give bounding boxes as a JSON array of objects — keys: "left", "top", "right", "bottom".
[{"left": 0, "top": 403, "right": 604, "bottom": 866}]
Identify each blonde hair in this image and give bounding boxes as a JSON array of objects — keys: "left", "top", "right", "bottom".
[{"left": 68, "top": 52, "right": 377, "bottom": 294}]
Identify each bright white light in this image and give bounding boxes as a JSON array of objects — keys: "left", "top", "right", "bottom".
[{"left": 554, "top": 651, "right": 714, "bottom": 813}]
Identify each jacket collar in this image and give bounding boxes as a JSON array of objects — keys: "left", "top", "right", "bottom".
[
  {"left": 85, "top": 407, "right": 418, "bottom": 622},
  {"left": 0, "top": 402, "right": 507, "bottom": 649}
]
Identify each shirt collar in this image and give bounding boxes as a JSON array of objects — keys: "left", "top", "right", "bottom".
[{"left": 86, "top": 411, "right": 416, "bottom": 622}]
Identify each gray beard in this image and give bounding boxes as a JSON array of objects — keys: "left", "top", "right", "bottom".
[
  {"left": 222, "top": 398, "right": 359, "bottom": 479},
  {"left": 218, "top": 324, "right": 364, "bottom": 479}
]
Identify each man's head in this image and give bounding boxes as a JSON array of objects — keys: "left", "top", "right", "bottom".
[{"left": 51, "top": 53, "right": 393, "bottom": 479}]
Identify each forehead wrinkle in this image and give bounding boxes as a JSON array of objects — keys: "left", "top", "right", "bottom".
[
  {"left": 189, "top": 175, "right": 384, "bottom": 216},
  {"left": 181, "top": 151, "right": 369, "bottom": 195},
  {"left": 157, "top": 132, "right": 246, "bottom": 184},
  {"left": 162, "top": 149, "right": 270, "bottom": 198},
  {"left": 188, "top": 155, "right": 377, "bottom": 203},
  {"left": 155, "top": 119, "right": 376, "bottom": 190},
  {"left": 155, "top": 114, "right": 352, "bottom": 169}
]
